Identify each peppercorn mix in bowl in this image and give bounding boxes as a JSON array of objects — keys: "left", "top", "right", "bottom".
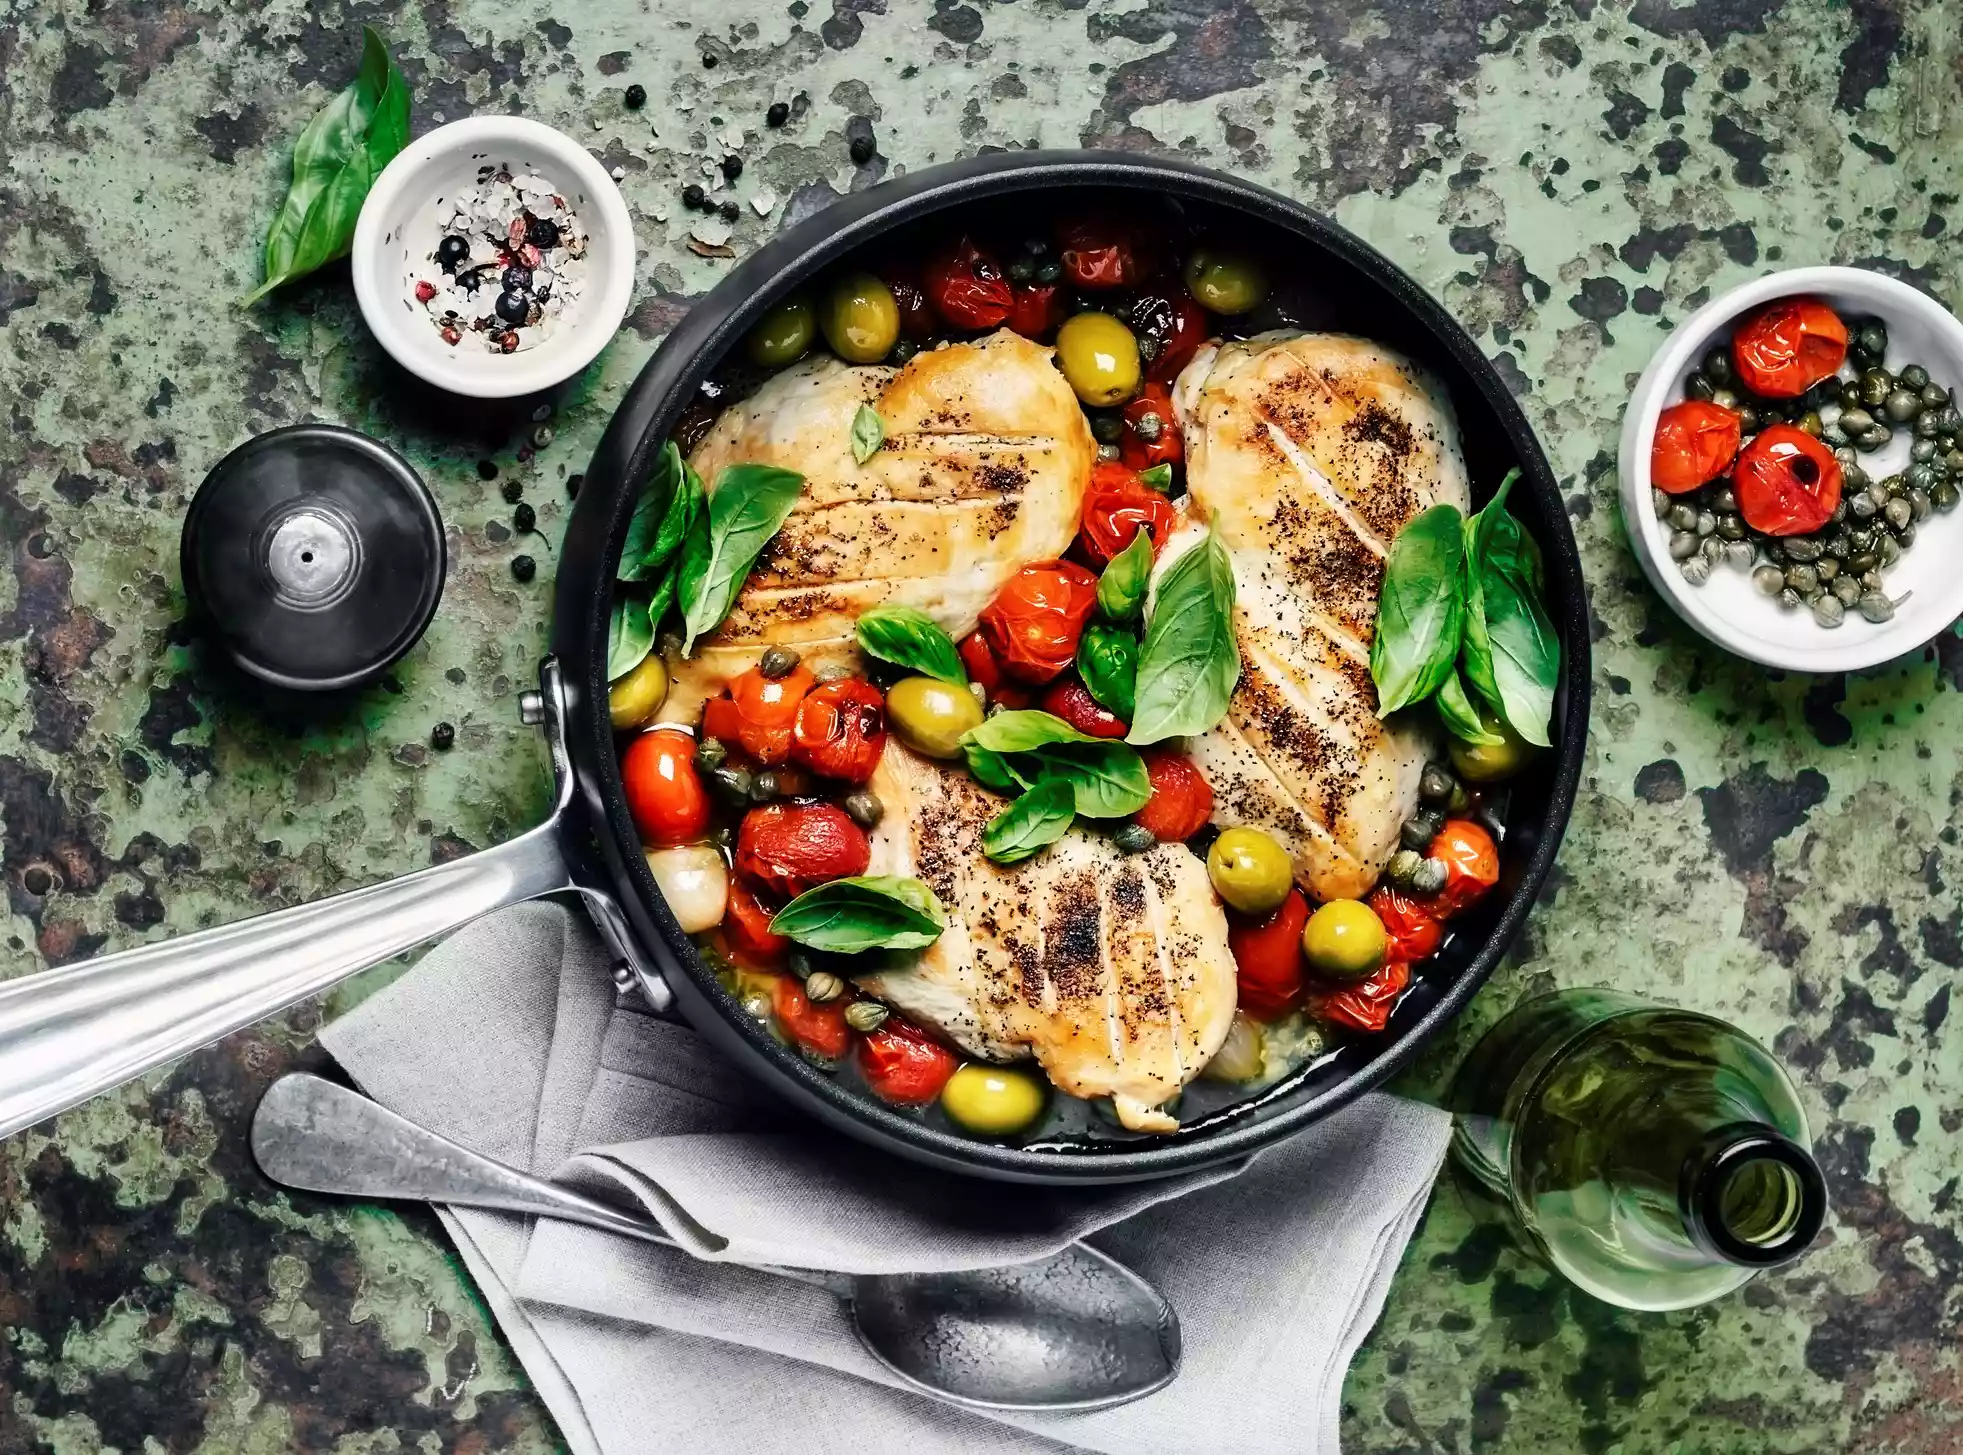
[{"left": 1620, "top": 265, "right": 1963, "bottom": 672}]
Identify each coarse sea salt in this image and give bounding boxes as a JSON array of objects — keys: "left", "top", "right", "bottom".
[{"left": 409, "top": 166, "right": 589, "bottom": 356}]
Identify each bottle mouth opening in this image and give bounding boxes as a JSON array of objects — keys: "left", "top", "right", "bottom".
[{"left": 1684, "top": 1125, "right": 1828, "bottom": 1267}]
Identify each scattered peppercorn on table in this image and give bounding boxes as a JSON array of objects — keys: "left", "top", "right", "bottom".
[{"left": 4, "top": 3, "right": 1959, "bottom": 1451}]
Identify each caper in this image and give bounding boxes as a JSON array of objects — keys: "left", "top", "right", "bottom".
[
  {"left": 1783, "top": 564, "right": 1818, "bottom": 595},
  {"left": 1916, "top": 411, "right": 1945, "bottom": 439},
  {"left": 1419, "top": 763, "right": 1460, "bottom": 808},
  {"left": 1898, "top": 522, "right": 1918, "bottom": 548},
  {"left": 1653, "top": 488, "right": 1673, "bottom": 519},
  {"left": 759, "top": 646, "right": 803, "bottom": 679},
  {"left": 1668, "top": 502, "right": 1699, "bottom": 531},
  {"left": 1947, "top": 450, "right": 1963, "bottom": 474},
  {"left": 1718, "top": 514, "right": 1746, "bottom": 540},
  {"left": 1113, "top": 823, "right": 1157, "bottom": 855},
  {"left": 844, "top": 1000, "right": 890, "bottom": 1033},
  {"left": 1858, "top": 424, "right": 1894, "bottom": 451},
  {"left": 1709, "top": 387, "right": 1740, "bottom": 410},
  {"left": 1832, "top": 574, "right": 1861, "bottom": 607},
  {"left": 710, "top": 764, "right": 754, "bottom": 805},
  {"left": 1812, "top": 594, "right": 1847, "bottom": 628},
  {"left": 1859, "top": 591, "right": 1903, "bottom": 624},
  {"left": 813, "top": 661, "right": 853, "bottom": 683},
  {"left": 1827, "top": 529, "right": 1851, "bottom": 556},
  {"left": 740, "top": 991, "right": 772, "bottom": 1022},
  {"left": 1935, "top": 481, "right": 1961, "bottom": 512},
  {"left": 1735, "top": 403, "right": 1761, "bottom": 434},
  {"left": 843, "top": 790, "right": 884, "bottom": 828},
  {"left": 1901, "top": 364, "right": 1931, "bottom": 391},
  {"left": 1821, "top": 422, "right": 1850, "bottom": 448},
  {"left": 819, "top": 272, "right": 902, "bottom": 363},
  {"left": 745, "top": 294, "right": 818, "bottom": 367},
  {"left": 1703, "top": 347, "right": 1733, "bottom": 384},
  {"left": 1884, "top": 389, "right": 1923, "bottom": 423},
  {"left": 787, "top": 950, "right": 815, "bottom": 980},
  {"left": 1711, "top": 486, "right": 1738, "bottom": 513},
  {"left": 1912, "top": 438, "right": 1938, "bottom": 464},
  {"left": 1684, "top": 372, "right": 1716, "bottom": 401},
  {"left": 1090, "top": 413, "right": 1124, "bottom": 444},
  {"left": 1838, "top": 406, "right": 1876, "bottom": 434},
  {"left": 804, "top": 971, "right": 846, "bottom": 1003},
  {"left": 1816, "top": 555, "right": 1840, "bottom": 582},
  {"left": 1839, "top": 383, "right": 1863, "bottom": 410},
  {"left": 1054, "top": 311, "right": 1142, "bottom": 407},
  {"left": 1680, "top": 553, "right": 1713, "bottom": 585},
  {"left": 1400, "top": 811, "right": 1444, "bottom": 851},
  {"left": 890, "top": 338, "right": 920, "bottom": 366},
  {"left": 1860, "top": 568, "right": 1884, "bottom": 592},
  {"left": 1797, "top": 411, "right": 1824, "bottom": 437},
  {"left": 1752, "top": 564, "right": 1786, "bottom": 596},
  {"left": 1845, "top": 462, "right": 1870, "bottom": 491},
  {"left": 695, "top": 736, "right": 729, "bottom": 773},
  {"left": 1921, "top": 381, "right": 1950, "bottom": 408},
  {"left": 1860, "top": 368, "right": 1893, "bottom": 406},
  {"left": 1829, "top": 500, "right": 1849, "bottom": 525},
  {"left": 1880, "top": 534, "right": 1903, "bottom": 565},
  {"left": 750, "top": 770, "right": 781, "bottom": 802},
  {"left": 1695, "top": 509, "right": 1718, "bottom": 536},
  {"left": 1700, "top": 534, "right": 1724, "bottom": 562},
  {"left": 1884, "top": 497, "right": 1913, "bottom": 531},
  {"left": 1723, "top": 540, "right": 1756, "bottom": 570},
  {"left": 1668, "top": 530, "right": 1699, "bottom": 560},
  {"left": 1386, "top": 848, "right": 1425, "bottom": 889},
  {"left": 1184, "top": 247, "right": 1270, "bottom": 315},
  {"left": 1912, "top": 487, "right": 1933, "bottom": 521},
  {"left": 1412, "top": 858, "right": 1450, "bottom": 896},
  {"left": 1782, "top": 536, "right": 1823, "bottom": 562},
  {"left": 1778, "top": 587, "right": 1802, "bottom": 611},
  {"left": 1096, "top": 442, "right": 1121, "bottom": 462}
]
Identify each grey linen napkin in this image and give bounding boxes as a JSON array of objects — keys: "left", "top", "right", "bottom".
[{"left": 320, "top": 901, "right": 1451, "bottom": 1455}]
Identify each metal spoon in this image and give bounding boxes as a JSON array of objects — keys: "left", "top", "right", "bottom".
[{"left": 251, "top": 1073, "right": 1179, "bottom": 1412}]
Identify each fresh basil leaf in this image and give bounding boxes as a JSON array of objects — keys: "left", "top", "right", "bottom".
[
  {"left": 981, "top": 779, "right": 1077, "bottom": 865},
  {"left": 1437, "top": 669, "right": 1503, "bottom": 745},
  {"left": 855, "top": 605, "right": 966, "bottom": 684},
  {"left": 1024, "top": 741, "right": 1151, "bottom": 818},
  {"left": 1076, "top": 622, "right": 1138, "bottom": 722},
  {"left": 1460, "top": 469, "right": 1514, "bottom": 714},
  {"left": 1138, "top": 463, "right": 1173, "bottom": 491},
  {"left": 244, "top": 27, "right": 409, "bottom": 304},
  {"left": 1096, "top": 530, "right": 1154, "bottom": 624},
  {"left": 606, "top": 592, "right": 655, "bottom": 681},
  {"left": 850, "top": 404, "right": 886, "bottom": 466},
  {"left": 964, "top": 744, "right": 1028, "bottom": 794},
  {"left": 646, "top": 568, "right": 678, "bottom": 638},
  {"left": 678, "top": 463, "right": 806, "bottom": 655},
  {"left": 620, "top": 442, "right": 700, "bottom": 582},
  {"left": 1462, "top": 469, "right": 1556, "bottom": 747},
  {"left": 1127, "top": 530, "right": 1240, "bottom": 745},
  {"left": 768, "top": 875, "right": 947, "bottom": 953},
  {"left": 961, "top": 709, "right": 1097, "bottom": 754},
  {"left": 1370, "top": 503, "right": 1466, "bottom": 717}
]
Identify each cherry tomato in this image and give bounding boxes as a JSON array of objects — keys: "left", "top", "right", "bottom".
[
  {"left": 1308, "top": 958, "right": 1412, "bottom": 1034},
  {"left": 1128, "top": 286, "right": 1208, "bottom": 383},
  {"left": 1041, "top": 678, "right": 1128, "bottom": 739},
  {"left": 1133, "top": 749, "right": 1213, "bottom": 842},
  {"left": 1227, "top": 889, "right": 1311, "bottom": 1021},
  {"left": 1119, "top": 382, "right": 1182, "bottom": 472},
  {"left": 1732, "top": 424, "right": 1842, "bottom": 537},
  {"left": 773, "top": 975, "right": 852, "bottom": 1061},
  {"left": 622, "top": 729, "right": 713, "bottom": 848},
  {"left": 1077, "top": 461, "right": 1180, "bottom": 567},
  {"left": 1429, "top": 819, "right": 1501, "bottom": 918},
  {"left": 1651, "top": 400, "right": 1742, "bottom": 495},
  {"left": 725, "top": 880, "right": 791, "bottom": 966},
  {"left": 1056, "top": 216, "right": 1151, "bottom": 290},
  {"left": 1006, "top": 282, "right": 1066, "bottom": 339},
  {"left": 700, "top": 663, "right": 816, "bottom": 765},
  {"left": 877, "top": 261, "right": 936, "bottom": 339},
  {"left": 857, "top": 1018, "right": 959, "bottom": 1105},
  {"left": 958, "top": 632, "right": 1033, "bottom": 709},
  {"left": 734, "top": 802, "right": 870, "bottom": 899},
  {"left": 791, "top": 678, "right": 888, "bottom": 783},
  {"left": 1731, "top": 298, "right": 1849, "bottom": 399},
  {"left": 923, "top": 236, "right": 1013, "bottom": 330},
  {"left": 1368, "top": 884, "right": 1443, "bottom": 963},
  {"left": 979, "top": 560, "right": 1100, "bottom": 684}
]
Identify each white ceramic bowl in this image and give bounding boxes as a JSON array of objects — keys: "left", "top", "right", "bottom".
[
  {"left": 352, "top": 117, "right": 636, "bottom": 399},
  {"left": 1619, "top": 265, "right": 1963, "bottom": 672}
]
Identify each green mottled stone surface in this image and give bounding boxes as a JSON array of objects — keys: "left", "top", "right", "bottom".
[{"left": 3, "top": 0, "right": 1961, "bottom": 1449}]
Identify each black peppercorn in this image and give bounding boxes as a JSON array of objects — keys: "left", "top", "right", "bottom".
[
  {"left": 720, "top": 154, "right": 743, "bottom": 181},
  {"left": 524, "top": 215, "right": 561, "bottom": 249},
  {"left": 567, "top": 472, "right": 584, "bottom": 498},
  {"left": 513, "top": 502, "right": 536, "bottom": 533},
  {"left": 849, "top": 133, "right": 875, "bottom": 165},
  {"left": 431, "top": 722, "right": 456, "bottom": 751},
  {"left": 477, "top": 459, "right": 499, "bottom": 481},
  {"left": 511, "top": 554, "right": 537, "bottom": 582},
  {"left": 701, "top": 51, "right": 717, "bottom": 67},
  {"left": 502, "top": 264, "right": 532, "bottom": 292},
  {"left": 501, "top": 479, "right": 523, "bottom": 504},
  {"left": 718, "top": 200, "right": 740, "bottom": 223},
  {"left": 494, "top": 289, "right": 530, "bottom": 324},
  {"left": 766, "top": 101, "right": 790, "bottom": 128},
  {"left": 436, "top": 234, "right": 470, "bottom": 271},
  {"left": 624, "top": 83, "right": 647, "bottom": 109}
]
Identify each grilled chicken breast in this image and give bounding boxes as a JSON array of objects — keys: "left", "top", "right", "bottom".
[
  {"left": 1172, "top": 332, "right": 1470, "bottom": 900},
  {"left": 856, "top": 743, "right": 1238, "bottom": 1133},
  {"left": 662, "top": 330, "right": 1093, "bottom": 717}
]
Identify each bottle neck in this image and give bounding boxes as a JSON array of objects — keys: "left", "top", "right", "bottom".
[{"left": 1679, "top": 1123, "right": 1827, "bottom": 1268}]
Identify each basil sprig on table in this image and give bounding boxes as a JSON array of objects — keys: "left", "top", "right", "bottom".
[
  {"left": 855, "top": 605, "right": 966, "bottom": 685},
  {"left": 1126, "top": 530, "right": 1240, "bottom": 745},
  {"left": 244, "top": 27, "right": 409, "bottom": 304},
  {"left": 1369, "top": 469, "right": 1558, "bottom": 746},
  {"left": 961, "top": 710, "right": 1152, "bottom": 863},
  {"left": 678, "top": 462, "right": 806, "bottom": 654},
  {"left": 769, "top": 875, "right": 947, "bottom": 953}
]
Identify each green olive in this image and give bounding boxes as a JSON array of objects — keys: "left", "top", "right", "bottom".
[
  {"left": 820, "top": 272, "right": 901, "bottom": 364},
  {"left": 608, "top": 653, "right": 670, "bottom": 729},
  {"left": 1055, "top": 312, "right": 1142, "bottom": 407},
  {"left": 941, "top": 1063, "right": 1047, "bottom": 1136},
  {"left": 1301, "top": 899, "right": 1387, "bottom": 981},
  {"left": 1447, "top": 710, "right": 1538, "bottom": 784},
  {"left": 885, "top": 675, "right": 984, "bottom": 759},
  {"left": 1183, "top": 248, "right": 1270, "bottom": 316},
  {"left": 745, "top": 294, "right": 816, "bottom": 368},
  {"left": 1206, "top": 827, "right": 1293, "bottom": 915}
]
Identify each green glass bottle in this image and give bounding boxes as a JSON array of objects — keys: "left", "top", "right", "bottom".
[{"left": 1451, "top": 989, "right": 1828, "bottom": 1311}]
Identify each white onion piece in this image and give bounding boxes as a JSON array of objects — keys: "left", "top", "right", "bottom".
[
  {"left": 1201, "top": 1010, "right": 1266, "bottom": 1083},
  {"left": 644, "top": 845, "right": 728, "bottom": 933}
]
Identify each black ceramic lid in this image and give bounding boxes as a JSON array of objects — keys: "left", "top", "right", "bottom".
[{"left": 181, "top": 425, "right": 446, "bottom": 691}]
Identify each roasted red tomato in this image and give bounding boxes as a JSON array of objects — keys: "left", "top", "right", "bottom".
[
  {"left": 1040, "top": 678, "right": 1128, "bottom": 739},
  {"left": 622, "top": 729, "right": 713, "bottom": 848},
  {"left": 791, "top": 678, "right": 888, "bottom": 783},
  {"left": 1429, "top": 819, "right": 1501, "bottom": 918},
  {"left": 1007, "top": 282, "right": 1066, "bottom": 339},
  {"left": 1731, "top": 298, "right": 1848, "bottom": 398},
  {"left": 877, "top": 261, "right": 936, "bottom": 339},
  {"left": 1133, "top": 750, "right": 1213, "bottom": 842},
  {"left": 1056, "top": 215, "right": 1152, "bottom": 290},
  {"left": 857, "top": 1018, "right": 959, "bottom": 1105},
  {"left": 978, "top": 560, "right": 1100, "bottom": 683},
  {"left": 773, "top": 975, "right": 852, "bottom": 1061},
  {"left": 734, "top": 802, "right": 870, "bottom": 899},
  {"left": 1078, "top": 462, "right": 1180, "bottom": 567},
  {"left": 958, "top": 631, "right": 1033, "bottom": 709},
  {"left": 700, "top": 663, "right": 816, "bottom": 765},
  {"left": 1651, "top": 400, "right": 1742, "bottom": 494},
  {"left": 1368, "top": 884, "right": 1443, "bottom": 963},
  {"left": 1732, "top": 424, "right": 1842, "bottom": 537},
  {"left": 1309, "top": 958, "right": 1412, "bottom": 1034},
  {"left": 725, "top": 880, "right": 790, "bottom": 966},
  {"left": 1228, "top": 889, "right": 1311, "bottom": 1021},
  {"left": 1128, "top": 286, "right": 1208, "bottom": 383},
  {"left": 1119, "top": 382, "right": 1182, "bottom": 472},
  {"left": 923, "top": 236, "right": 1013, "bottom": 330}
]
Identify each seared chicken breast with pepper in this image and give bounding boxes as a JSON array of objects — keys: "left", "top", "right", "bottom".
[
  {"left": 857, "top": 743, "right": 1238, "bottom": 1133},
  {"left": 664, "top": 330, "right": 1094, "bottom": 716},
  {"left": 1172, "top": 332, "right": 1471, "bottom": 900}
]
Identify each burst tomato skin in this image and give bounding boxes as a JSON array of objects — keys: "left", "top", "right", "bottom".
[
  {"left": 979, "top": 560, "right": 1100, "bottom": 684},
  {"left": 1310, "top": 958, "right": 1412, "bottom": 1034},
  {"left": 1129, "top": 287, "right": 1208, "bottom": 383},
  {"left": 1368, "top": 884, "right": 1443, "bottom": 962},
  {"left": 1731, "top": 298, "right": 1848, "bottom": 398},
  {"left": 791, "top": 678, "right": 888, "bottom": 783},
  {"left": 622, "top": 729, "right": 714, "bottom": 848},
  {"left": 1040, "top": 678, "right": 1128, "bottom": 738},
  {"left": 857, "top": 1018, "right": 960, "bottom": 1104},
  {"left": 958, "top": 632, "right": 1032, "bottom": 709},
  {"left": 773, "top": 975, "right": 852, "bottom": 1061},
  {"left": 734, "top": 803, "right": 870, "bottom": 899},
  {"left": 1119, "top": 382, "right": 1183, "bottom": 472},
  {"left": 1133, "top": 750, "right": 1213, "bottom": 842},
  {"left": 1429, "top": 819, "right": 1501, "bottom": 918},
  {"left": 923, "top": 236, "right": 1013, "bottom": 330},
  {"left": 1651, "top": 400, "right": 1742, "bottom": 494},
  {"left": 878, "top": 262, "right": 936, "bottom": 339},
  {"left": 1077, "top": 462, "right": 1180, "bottom": 567},
  {"left": 701, "top": 664, "right": 816, "bottom": 765},
  {"left": 1007, "top": 282, "right": 1066, "bottom": 338},
  {"left": 724, "top": 881, "right": 790, "bottom": 966},
  {"left": 1733, "top": 424, "right": 1843, "bottom": 537},
  {"left": 1056, "top": 216, "right": 1150, "bottom": 290},
  {"left": 1228, "top": 889, "right": 1311, "bottom": 1021}
]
